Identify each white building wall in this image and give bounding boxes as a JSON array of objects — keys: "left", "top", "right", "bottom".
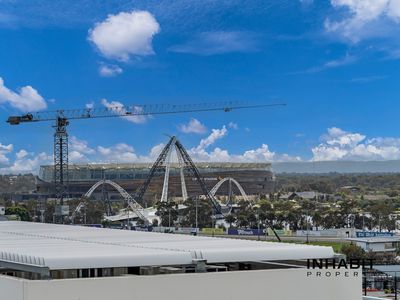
[
  {"left": 356, "top": 242, "right": 391, "bottom": 252},
  {"left": 1, "top": 268, "right": 361, "bottom": 300}
]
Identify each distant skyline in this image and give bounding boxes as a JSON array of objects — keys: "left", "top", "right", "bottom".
[{"left": 1, "top": 0, "right": 400, "bottom": 174}]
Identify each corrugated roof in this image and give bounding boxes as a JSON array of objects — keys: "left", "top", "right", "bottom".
[{"left": 0, "top": 222, "right": 334, "bottom": 270}]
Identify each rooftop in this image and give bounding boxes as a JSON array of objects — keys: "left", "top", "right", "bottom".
[
  {"left": 39, "top": 162, "right": 272, "bottom": 170},
  {"left": 0, "top": 222, "right": 333, "bottom": 271},
  {"left": 348, "top": 237, "right": 400, "bottom": 243}
]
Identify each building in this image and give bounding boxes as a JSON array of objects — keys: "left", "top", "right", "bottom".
[
  {"left": 348, "top": 237, "right": 400, "bottom": 259},
  {"left": 37, "top": 163, "right": 275, "bottom": 204},
  {"left": 0, "top": 221, "right": 360, "bottom": 300}
]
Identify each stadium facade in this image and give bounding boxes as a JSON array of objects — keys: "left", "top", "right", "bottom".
[{"left": 37, "top": 163, "right": 275, "bottom": 204}]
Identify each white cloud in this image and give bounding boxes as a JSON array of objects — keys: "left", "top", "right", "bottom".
[
  {"left": 323, "top": 127, "right": 365, "bottom": 147},
  {"left": 101, "top": 98, "right": 148, "bottom": 124},
  {"left": 70, "top": 136, "right": 95, "bottom": 155},
  {"left": 0, "top": 151, "right": 51, "bottom": 175},
  {"left": 69, "top": 151, "right": 86, "bottom": 163},
  {"left": 178, "top": 118, "right": 207, "bottom": 134},
  {"left": 169, "top": 31, "right": 260, "bottom": 55},
  {"left": 69, "top": 136, "right": 95, "bottom": 163},
  {"left": 15, "top": 149, "right": 28, "bottom": 159},
  {"left": 85, "top": 102, "right": 94, "bottom": 109},
  {"left": 194, "top": 126, "right": 227, "bottom": 151},
  {"left": 0, "top": 77, "right": 47, "bottom": 112},
  {"left": 99, "top": 64, "right": 123, "bottom": 77},
  {"left": 88, "top": 10, "right": 160, "bottom": 61},
  {"left": 0, "top": 142, "right": 13, "bottom": 165},
  {"left": 326, "top": 0, "right": 400, "bottom": 42},
  {"left": 293, "top": 53, "right": 357, "bottom": 74},
  {"left": 147, "top": 143, "right": 165, "bottom": 160},
  {"left": 187, "top": 125, "right": 299, "bottom": 162},
  {"left": 240, "top": 144, "right": 276, "bottom": 162},
  {"left": 97, "top": 143, "right": 138, "bottom": 163},
  {"left": 228, "top": 122, "right": 238, "bottom": 130},
  {"left": 312, "top": 127, "right": 400, "bottom": 161}
]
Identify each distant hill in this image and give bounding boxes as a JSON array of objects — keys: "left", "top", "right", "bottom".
[{"left": 272, "top": 161, "right": 400, "bottom": 174}]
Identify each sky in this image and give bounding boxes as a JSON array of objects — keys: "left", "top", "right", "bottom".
[{"left": 1, "top": 0, "right": 400, "bottom": 174}]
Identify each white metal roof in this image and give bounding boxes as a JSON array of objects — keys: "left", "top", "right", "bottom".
[
  {"left": 348, "top": 237, "right": 400, "bottom": 243},
  {"left": 0, "top": 221, "right": 334, "bottom": 270}
]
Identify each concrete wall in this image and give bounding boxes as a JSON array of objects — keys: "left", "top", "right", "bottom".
[{"left": 1, "top": 268, "right": 361, "bottom": 300}]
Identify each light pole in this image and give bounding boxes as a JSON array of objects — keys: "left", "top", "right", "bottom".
[
  {"left": 195, "top": 196, "right": 198, "bottom": 230},
  {"left": 306, "top": 208, "right": 310, "bottom": 244},
  {"left": 127, "top": 204, "right": 130, "bottom": 230},
  {"left": 257, "top": 211, "right": 260, "bottom": 241}
]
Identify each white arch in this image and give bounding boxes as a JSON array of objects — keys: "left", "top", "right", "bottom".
[
  {"left": 84, "top": 180, "right": 148, "bottom": 223},
  {"left": 210, "top": 177, "right": 249, "bottom": 202}
]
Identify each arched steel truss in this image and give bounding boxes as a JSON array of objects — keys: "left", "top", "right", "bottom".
[
  {"left": 210, "top": 177, "right": 249, "bottom": 202},
  {"left": 84, "top": 179, "right": 147, "bottom": 223}
]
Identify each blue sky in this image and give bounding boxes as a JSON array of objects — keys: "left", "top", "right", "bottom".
[{"left": 1, "top": 0, "right": 400, "bottom": 173}]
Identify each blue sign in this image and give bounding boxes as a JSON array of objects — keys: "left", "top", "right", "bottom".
[
  {"left": 228, "top": 229, "right": 265, "bottom": 236},
  {"left": 356, "top": 231, "right": 394, "bottom": 238}
]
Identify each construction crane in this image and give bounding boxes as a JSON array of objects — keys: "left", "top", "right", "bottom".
[{"left": 6, "top": 101, "right": 286, "bottom": 221}]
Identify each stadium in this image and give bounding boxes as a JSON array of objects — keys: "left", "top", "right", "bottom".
[{"left": 36, "top": 162, "right": 275, "bottom": 204}]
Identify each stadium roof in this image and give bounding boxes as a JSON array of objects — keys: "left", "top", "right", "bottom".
[
  {"left": 0, "top": 222, "right": 334, "bottom": 270},
  {"left": 39, "top": 162, "right": 272, "bottom": 170}
]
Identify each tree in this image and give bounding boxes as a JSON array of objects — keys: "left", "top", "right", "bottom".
[
  {"left": 341, "top": 243, "right": 365, "bottom": 260},
  {"left": 181, "top": 197, "right": 213, "bottom": 228},
  {"left": 5, "top": 206, "right": 31, "bottom": 221},
  {"left": 155, "top": 200, "right": 178, "bottom": 227},
  {"left": 369, "top": 200, "right": 395, "bottom": 231},
  {"left": 232, "top": 200, "right": 256, "bottom": 228},
  {"left": 224, "top": 214, "right": 236, "bottom": 228}
]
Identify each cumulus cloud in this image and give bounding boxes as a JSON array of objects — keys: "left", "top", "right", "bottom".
[
  {"left": 97, "top": 143, "right": 138, "bottom": 163},
  {"left": 0, "top": 151, "right": 51, "bottom": 175},
  {"left": 69, "top": 136, "right": 95, "bottom": 163},
  {"left": 98, "top": 64, "right": 123, "bottom": 77},
  {"left": 0, "top": 143, "right": 13, "bottom": 165},
  {"left": 312, "top": 127, "right": 400, "bottom": 161},
  {"left": 188, "top": 125, "right": 299, "bottom": 162},
  {"left": 88, "top": 10, "right": 160, "bottom": 61},
  {"left": 325, "top": 0, "right": 400, "bottom": 42},
  {"left": 15, "top": 149, "right": 28, "bottom": 159},
  {"left": 70, "top": 136, "right": 95, "bottom": 155},
  {"left": 0, "top": 77, "right": 47, "bottom": 112},
  {"left": 178, "top": 118, "right": 207, "bottom": 134},
  {"left": 101, "top": 98, "right": 148, "bottom": 124}
]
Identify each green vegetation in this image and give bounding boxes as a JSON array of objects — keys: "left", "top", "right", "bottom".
[
  {"left": 308, "top": 241, "right": 346, "bottom": 253},
  {"left": 5, "top": 205, "right": 31, "bottom": 221}
]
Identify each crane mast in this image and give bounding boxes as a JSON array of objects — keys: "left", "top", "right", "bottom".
[{"left": 6, "top": 101, "right": 285, "bottom": 223}]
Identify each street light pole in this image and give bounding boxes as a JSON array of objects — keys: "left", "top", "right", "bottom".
[
  {"left": 195, "top": 197, "right": 198, "bottom": 230},
  {"left": 257, "top": 211, "right": 260, "bottom": 241},
  {"left": 306, "top": 208, "right": 310, "bottom": 244}
]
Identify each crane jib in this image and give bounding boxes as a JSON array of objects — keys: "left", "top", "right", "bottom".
[{"left": 5, "top": 101, "right": 286, "bottom": 224}]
